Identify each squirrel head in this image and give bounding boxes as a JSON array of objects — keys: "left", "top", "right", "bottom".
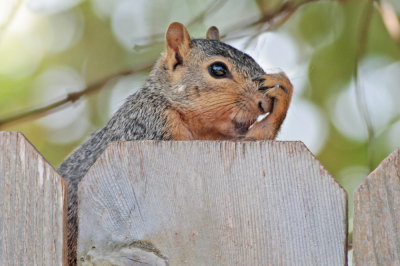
[{"left": 154, "top": 22, "right": 293, "bottom": 139}]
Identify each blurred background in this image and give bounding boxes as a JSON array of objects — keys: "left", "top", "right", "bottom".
[{"left": 0, "top": 0, "right": 399, "bottom": 241}]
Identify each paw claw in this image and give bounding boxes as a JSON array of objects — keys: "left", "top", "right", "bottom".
[
  {"left": 259, "top": 72, "right": 293, "bottom": 97},
  {"left": 260, "top": 85, "right": 287, "bottom": 95},
  {"left": 265, "top": 85, "right": 287, "bottom": 99}
]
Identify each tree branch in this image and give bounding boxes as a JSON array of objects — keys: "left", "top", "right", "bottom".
[
  {"left": 0, "top": 65, "right": 152, "bottom": 129},
  {"left": 133, "top": 0, "right": 228, "bottom": 51},
  {"left": 353, "top": 0, "right": 376, "bottom": 170},
  {"left": 222, "top": 0, "right": 318, "bottom": 42}
]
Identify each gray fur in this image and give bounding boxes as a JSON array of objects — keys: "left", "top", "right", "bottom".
[
  {"left": 58, "top": 86, "right": 171, "bottom": 264},
  {"left": 58, "top": 38, "right": 266, "bottom": 265}
]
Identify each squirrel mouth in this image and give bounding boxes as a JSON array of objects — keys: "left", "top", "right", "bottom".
[
  {"left": 234, "top": 119, "right": 256, "bottom": 134},
  {"left": 234, "top": 113, "right": 270, "bottom": 134}
]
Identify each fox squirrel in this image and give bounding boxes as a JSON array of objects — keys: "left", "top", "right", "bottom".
[{"left": 58, "top": 22, "right": 293, "bottom": 265}]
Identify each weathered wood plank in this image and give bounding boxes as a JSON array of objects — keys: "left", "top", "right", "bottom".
[
  {"left": 78, "top": 141, "right": 347, "bottom": 266},
  {"left": 0, "top": 131, "right": 67, "bottom": 266},
  {"left": 353, "top": 148, "right": 400, "bottom": 266}
]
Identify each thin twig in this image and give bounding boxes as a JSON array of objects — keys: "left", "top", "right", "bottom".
[
  {"left": 353, "top": 0, "right": 375, "bottom": 170},
  {"left": 134, "top": 0, "right": 313, "bottom": 49},
  {"left": 133, "top": 0, "right": 228, "bottom": 51},
  {"left": 0, "top": 65, "right": 153, "bottom": 129},
  {"left": 242, "top": 0, "right": 309, "bottom": 48},
  {"left": 186, "top": 0, "right": 228, "bottom": 28},
  {"left": 222, "top": 0, "right": 318, "bottom": 42}
]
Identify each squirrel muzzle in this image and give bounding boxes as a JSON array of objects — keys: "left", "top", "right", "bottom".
[{"left": 233, "top": 72, "right": 293, "bottom": 135}]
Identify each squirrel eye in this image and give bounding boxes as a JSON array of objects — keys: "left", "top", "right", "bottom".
[{"left": 208, "top": 62, "right": 229, "bottom": 78}]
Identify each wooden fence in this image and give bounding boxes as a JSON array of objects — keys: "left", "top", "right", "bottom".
[{"left": 0, "top": 131, "right": 398, "bottom": 265}]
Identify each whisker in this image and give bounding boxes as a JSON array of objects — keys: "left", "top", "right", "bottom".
[{"left": 185, "top": 100, "right": 241, "bottom": 119}]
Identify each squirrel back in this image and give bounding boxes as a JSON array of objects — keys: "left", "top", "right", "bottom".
[{"left": 58, "top": 22, "right": 293, "bottom": 265}]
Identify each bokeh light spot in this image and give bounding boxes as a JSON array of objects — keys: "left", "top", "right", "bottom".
[
  {"left": 331, "top": 57, "right": 397, "bottom": 141},
  {"left": 33, "top": 66, "right": 88, "bottom": 129},
  {"left": 278, "top": 98, "right": 328, "bottom": 155},
  {"left": 27, "top": 0, "right": 83, "bottom": 15}
]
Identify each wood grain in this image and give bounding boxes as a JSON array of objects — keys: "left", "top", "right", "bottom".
[
  {"left": 0, "top": 131, "right": 67, "bottom": 266},
  {"left": 78, "top": 141, "right": 347, "bottom": 266},
  {"left": 353, "top": 148, "right": 400, "bottom": 266}
]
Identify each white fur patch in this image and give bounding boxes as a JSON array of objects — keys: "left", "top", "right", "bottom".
[
  {"left": 249, "top": 113, "right": 270, "bottom": 129},
  {"left": 176, "top": 85, "right": 185, "bottom": 92},
  {"left": 257, "top": 112, "right": 270, "bottom": 122}
]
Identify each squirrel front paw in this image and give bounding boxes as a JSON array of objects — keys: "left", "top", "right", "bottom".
[
  {"left": 261, "top": 72, "right": 293, "bottom": 102},
  {"left": 245, "top": 72, "right": 293, "bottom": 140}
]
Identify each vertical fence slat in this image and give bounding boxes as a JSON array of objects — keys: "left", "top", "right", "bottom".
[
  {"left": 353, "top": 148, "right": 400, "bottom": 265},
  {"left": 0, "top": 132, "right": 67, "bottom": 266},
  {"left": 77, "top": 141, "right": 347, "bottom": 266}
]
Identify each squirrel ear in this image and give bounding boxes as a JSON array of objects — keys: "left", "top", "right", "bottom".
[
  {"left": 206, "top": 26, "right": 220, "bottom": 41},
  {"left": 165, "top": 22, "right": 192, "bottom": 69}
]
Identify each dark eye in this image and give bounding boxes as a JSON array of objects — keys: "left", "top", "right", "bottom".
[{"left": 208, "top": 62, "right": 229, "bottom": 78}]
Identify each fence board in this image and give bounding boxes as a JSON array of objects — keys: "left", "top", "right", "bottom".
[
  {"left": 78, "top": 141, "right": 347, "bottom": 266},
  {"left": 0, "top": 131, "right": 67, "bottom": 266},
  {"left": 353, "top": 148, "right": 400, "bottom": 266}
]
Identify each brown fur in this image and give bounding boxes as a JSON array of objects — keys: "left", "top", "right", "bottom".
[
  {"left": 206, "top": 26, "right": 220, "bottom": 41},
  {"left": 59, "top": 22, "right": 293, "bottom": 265}
]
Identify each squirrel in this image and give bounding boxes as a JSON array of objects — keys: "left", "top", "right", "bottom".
[{"left": 58, "top": 22, "right": 293, "bottom": 265}]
